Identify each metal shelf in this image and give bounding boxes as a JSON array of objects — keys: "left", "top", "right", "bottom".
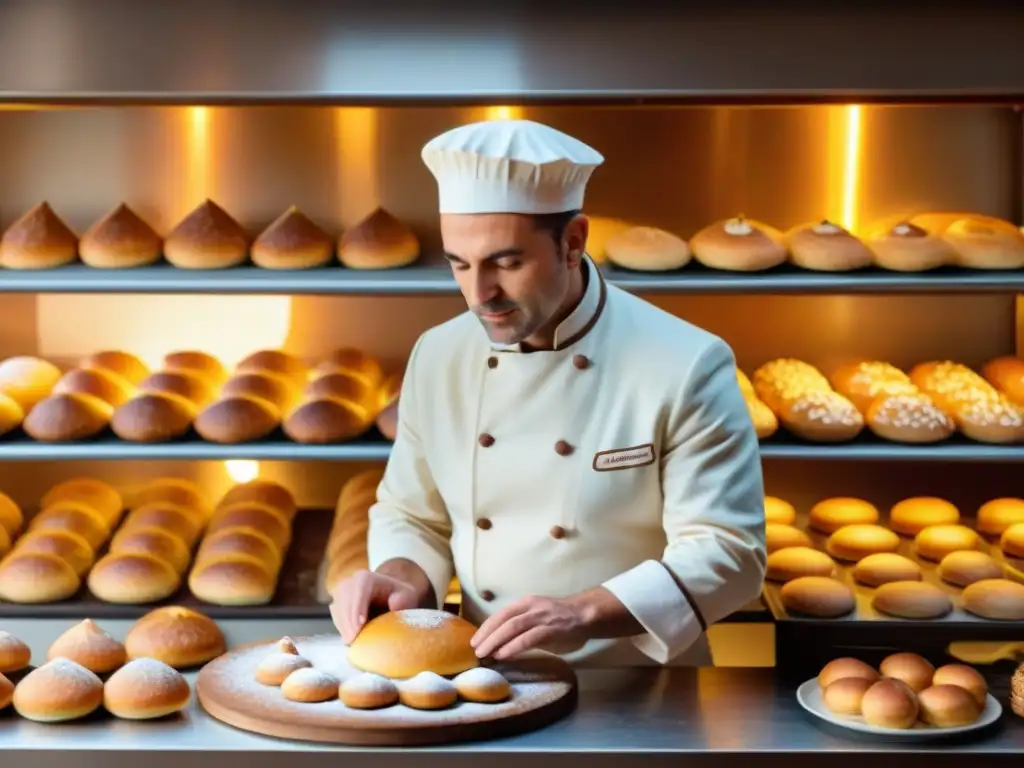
[
  {"left": 0, "top": 433, "right": 1020, "bottom": 462},
  {"left": 1, "top": 262, "right": 1023, "bottom": 295}
]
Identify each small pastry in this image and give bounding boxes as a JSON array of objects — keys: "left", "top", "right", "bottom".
[
  {"left": 281, "top": 667, "right": 339, "bottom": 702},
  {"left": 12, "top": 658, "right": 104, "bottom": 722},
  {"left": 47, "top": 618, "right": 127, "bottom": 674},
  {"left": 0, "top": 631, "right": 31, "bottom": 673},
  {"left": 30, "top": 501, "right": 109, "bottom": 549},
  {"left": 872, "top": 581, "right": 953, "bottom": 620},
  {"left": 339, "top": 672, "right": 399, "bottom": 709},
  {"left": 53, "top": 368, "right": 136, "bottom": 408},
  {"left": 889, "top": 497, "right": 961, "bottom": 536},
  {"left": 866, "top": 392, "right": 955, "bottom": 444},
  {"left": 252, "top": 206, "right": 334, "bottom": 270},
  {"left": 867, "top": 220, "right": 955, "bottom": 272},
  {"left": 397, "top": 671, "right": 458, "bottom": 710},
  {"left": 337, "top": 208, "right": 420, "bottom": 270},
  {"left": 255, "top": 651, "right": 312, "bottom": 686},
  {"left": 87, "top": 552, "right": 182, "bottom": 604},
  {"left": 453, "top": 666, "right": 511, "bottom": 703},
  {"left": 932, "top": 664, "right": 988, "bottom": 707},
  {"left": 79, "top": 203, "right": 162, "bottom": 269},
  {"left": 785, "top": 219, "right": 873, "bottom": 272},
  {"left": 962, "top": 578, "right": 1024, "bottom": 621},
  {"left": 918, "top": 684, "right": 982, "bottom": 727},
  {"left": 809, "top": 497, "right": 880, "bottom": 533},
  {"left": 217, "top": 480, "right": 297, "bottom": 520},
  {"left": 163, "top": 350, "right": 228, "bottom": 386},
  {"left": 779, "top": 576, "right": 855, "bottom": 618},
  {"left": 603, "top": 226, "right": 691, "bottom": 271},
  {"left": 880, "top": 652, "right": 934, "bottom": 693},
  {"left": 765, "top": 523, "right": 812, "bottom": 554},
  {"left": 80, "top": 350, "right": 150, "bottom": 386},
  {"left": 852, "top": 553, "right": 922, "bottom": 587},
  {"left": 164, "top": 199, "right": 249, "bottom": 270},
  {"left": 764, "top": 496, "right": 796, "bottom": 525},
  {"left": 689, "top": 216, "right": 787, "bottom": 272},
  {"left": 818, "top": 657, "right": 880, "bottom": 689},
  {"left": 825, "top": 524, "right": 900, "bottom": 562},
  {"left": 765, "top": 547, "right": 836, "bottom": 582},
  {"left": 915, "top": 525, "right": 979, "bottom": 561},
  {"left": 938, "top": 550, "right": 1003, "bottom": 587},
  {"left": 822, "top": 677, "right": 874, "bottom": 715},
  {"left": 14, "top": 530, "right": 94, "bottom": 577},
  {"left": 0, "top": 202, "right": 78, "bottom": 269},
  {"left": 0, "top": 672, "right": 11, "bottom": 710},
  {"left": 939, "top": 215, "right": 1024, "bottom": 270},
  {"left": 124, "top": 606, "right": 225, "bottom": 669},
  {"left": 0, "top": 552, "right": 81, "bottom": 603},
  {"left": 103, "top": 658, "right": 191, "bottom": 719},
  {"left": 861, "top": 679, "right": 919, "bottom": 729}
]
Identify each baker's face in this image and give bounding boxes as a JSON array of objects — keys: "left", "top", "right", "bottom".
[{"left": 441, "top": 213, "right": 584, "bottom": 346}]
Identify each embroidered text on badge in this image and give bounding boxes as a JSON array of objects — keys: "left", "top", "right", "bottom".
[{"left": 592, "top": 443, "right": 656, "bottom": 472}]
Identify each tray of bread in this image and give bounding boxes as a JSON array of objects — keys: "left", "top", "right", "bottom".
[
  {"left": 761, "top": 494, "right": 1024, "bottom": 625},
  {"left": 0, "top": 476, "right": 335, "bottom": 618}
]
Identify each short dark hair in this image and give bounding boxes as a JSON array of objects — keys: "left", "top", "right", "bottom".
[{"left": 531, "top": 210, "right": 581, "bottom": 245}]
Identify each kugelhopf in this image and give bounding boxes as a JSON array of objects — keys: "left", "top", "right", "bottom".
[
  {"left": 0, "top": 202, "right": 78, "bottom": 269},
  {"left": 252, "top": 207, "right": 333, "bottom": 270},
  {"left": 689, "top": 216, "right": 787, "bottom": 271},
  {"left": 47, "top": 618, "right": 127, "bottom": 674},
  {"left": 604, "top": 226, "right": 691, "bottom": 271},
  {"left": 164, "top": 199, "right": 249, "bottom": 270},
  {"left": 79, "top": 203, "right": 162, "bottom": 268},
  {"left": 785, "top": 220, "right": 873, "bottom": 272},
  {"left": 347, "top": 609, "right": 479, "bottom": 678},
  {"left": 12, "top": 658, "right": 104, "bottom": 722},
  {"left": 103, "top": 658, "right": 191, "bottom": 719},
  {"left": 124, "top": 606, "right": 225, "bottom": 669},
  {"left": 338, "top": 208, "right": 419, "bottom": 270}
]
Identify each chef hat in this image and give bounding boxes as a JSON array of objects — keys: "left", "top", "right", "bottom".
[{"left": 421, "top": 119, "right": 604, "bottom": 215}]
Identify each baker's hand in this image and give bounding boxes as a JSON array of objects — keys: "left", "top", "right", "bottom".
[
  {"left": 470, "top": 595, "right": 590, "bottom": 661},
  {"left": 329, "top": 569, "right": 421, "bottom": 644}
]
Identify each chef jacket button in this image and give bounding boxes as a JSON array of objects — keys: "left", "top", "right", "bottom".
[
  {"left": 572, "top": 354, "right": 590, "bottom": 370},
  {"left": 487, "top": 356, "right": 499, "bottom": 369},
  {"left": 481, "top": 590, "right": 496, "bottom": 602},
  {"left": 550, "top": 525, "right": 568, "bottom": 540},
  {"left": 478, "top": 433, "right": 495, "bottom": 447},
  {"left": 554, "top": 440, "right": 574, "bottom": 456},
  {"left": 477, "top": 518, "right": 492, "bottom": 531}
]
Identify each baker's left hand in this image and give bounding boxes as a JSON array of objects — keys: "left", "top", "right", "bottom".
[{"left": 470, "top": 595, "right": 590, "bottom": 660}]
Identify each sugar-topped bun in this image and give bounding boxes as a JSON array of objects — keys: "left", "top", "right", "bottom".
[
  {"left": 164, "top": 199, "right": 249, "bottom": 270},
  {"left": 80, "top": 350, "right": 150, "bottom": 386},
  {"left": 398, "top": 671, "right": 458, "bottom": 710},
  {"left": 0, "top": 631, "right": 31, "bottom": 673},
  {"left": 889, "top": 497, "right": 960, "bottom": 536},
  {"left": 218, "top": 480, "right": 297, "bottom": 520},
  {"left": 690, "top": 216, "right": 787, "bottom": 272},
  {"left": 47, "top": 618, "right": 127, "bottom": 674},
  {"left": 13, "top": 658, "right": 104, "bottom": 722},
  {"left": 785, "top": 220, "right": 873, "bottom": 272},
  {"left": 281, "top": 667, "right": 339, "bottom": 702},
  {"left": 825, "top": 524, "right": 900, "bottom": 562},
  {"left": 764, "top": 496, "right": 796, "bottom": 525},
  {"left": 765, "top": 547, "right": 836, "bottom": 582},
  {"left": 79, "top": 203, "right": 162, "bottom": 268},
  {"left": 809, "top": 497, "right": 880, "bottom": 533},
  {"left": 915, "top": 524, "right": 979, "bottom": 562},
  {"left": 338, "top": 208, "right": 420, "bottom": 270},
  {"left": 962, "top": 578, "right": 1024, "bottom": 620},
  {"left": 765, "top": 523, "right": 812, "bottom": 553},
  {"left": 252, "top": 207, "right": 334, "bottom": 270},
  {"left": 852, "top": 553, "right": 922, "bottom": 587},
  {"left": 822, "top": 677, "right": 874, "bottom": 715},
  {"left": 0, "top": 552, "right": 81, "bottom": 603},
  {"left": 339, "top": 672, "right": 399, "bottom": 709},
  {"left": 0, "top": 201, "right": 78, "bottom": 269},
  {"left": 779, "top": 576, "right": 855, "bottom": 618},
  {"left": 818, "top": 657, "right": 880, "bottom": 689},
  {"left": 188, "top": 554, "right": 277, "bottom": 606},
  {"left": 53, "top": 368, "right": 136, "bottom": 408},
  {"left": 866, "top": 219, "right": 954, "bottom": 272},
  {"left": 932, "top": 664, "right": 988, "bottom": 707},
  {"left": 163, "top": 350, "right": 229, "bottom": 387},
  {"left": 125, "top": 606, "right": 225, "bottom": 669},
  {"left": 866, "top": 392, "right": 955, "bottom": 444},
  {"left": 977, "top": 498, "right": 1024, "bottom": 536},
  {"left": 111, "top": 392, "right": 197, "bottom": 443},
  {"left": 604, "top": 226, "right": 691, "bottom": 271},
  {"left": 41, "top": 478, "right": 122, "bottom": 528},
  {"left": 938, "top": 550, "right": 1002, "bottom": 587},
  {"left": 194, "top": 396, "right": 280, "bottom": 444},
  {"left": 453, "top": 666, "right": 511, "bottom": 703},
  {"left": 779, "top": 390, "right": 864, "bottom": 442},
  {"left": 255, "top": 651, "right": 312, "bottom": 686},
  {"left": 861, "top": 678, "right": 920, "bottom": 729},
  {"left": 103, "top": 657, "right": 191, "bottom": 719},
  {"left": 347, "top": 609, "right": 479, "bottom": 678},
  {"left": 87, "top": 552, "right": 181, "bottom": 604},
  {"left": 23, "top": 392, "right": 113, "bottom": 442}
]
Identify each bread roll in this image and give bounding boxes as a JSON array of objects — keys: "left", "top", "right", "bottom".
[
  {"left": 284, "top": 398, "right": 370, "bottom": 443},
  {"left": 124, "top": 606, "right": 225, "bottom": 668},
  {"left": 866, "top": 392, "right": 955, "bottom": 444},
  {"left": 0, "top": 356, "right": 62, "bottom": 411},
  {"left": 79, "top": 203, "right": 162, "bottom": 268},
  {"left": 765, "top": 523, "right": 812, "bottom": 553},
  {"left": 0, "top": 552, "right": 81, "bottom": 603},
  {"left": 104, "top": 658, "right": 191, "bottom": 719},
  {"left": 217, "top": 480, "right": 296, "bottom": 520},
  {"left": 80, "top": 350, "right": 149, "bottom": 386},
  {"left": 340, "top": 672, "right": 399, "bottom": 709},
  {"left": 196, "top": 527, "right": 281, "bottom": 572},
  {"left": 188, "top": 554, "right": 276, "bottom": 606},
  {"left": 42, "top": 477, "right": 122, "bottom": 527},
  {"left": 826, "top": 524, "right": 900, "bottom": 562},
  {"left": 918, "top": 684, "right": 982, "bottom": 727},
  {"left": 0, "top": 202, "right": 78, "bottom": 269},
  {"left": 313, "top": 347, "right": 386, "bottom": 389},
  {"left": 252, "top": 206, "right": 333, "bottom": 269},
  {"left": 338, "top": 208, "right": 419, "bottom": 269},
  {"left": 889, "top": 497, "right": 960, "bottom": 536},
  {"left": 47, "top": 618, "right": 127, "bottom": 674},
  {"left": 1000, "top": 522, "right": 1024, "bottom": 558},
  {"left": 13, "top": 658, "right": 103, "bottom": 722},
  {"left": 398, "top": 671, "right": 459, "bottom": 710},
  {"left": 785, "top": 220, "right": 873, "bottom": 272},
  {"left": 809, "top": 497, "right": 880, "bottom": 533},
  {"left": 880, "top": 652, "right": 934, "bottom": 692},
  {"left": 221, "top": 372, "right": 299, "bottom": 414},
  {"left": 88, "top": 552, "right": 181, "bottom": 604},
  {"left": 866, "top": 220, "right": 954, "bottom": 271},
  {"left": 852, "top": 553, "right": 921, "bottom": 587},
  {"left": 910, "top": 361, "right": 1024, "bottom": 444},
  {"left": 0, "top": 392, "right": 23, "bottom": 438},
  {"left": 938, "top": 550, "right": 1002, "bottom": 587},
  {"left": 0, "top": 630, "right": 31, "bottom": 673},
  {"left": 938, "top": 215, "right": 1024, "bottom": 270},
  {"left": 778, "top": 576, "right": 855, "bottom": 618},
  {"left": 962, "top": 578, "right": 1024, "bottom": 620},
  {"left": 829, "top": 360, "right": 916, "bottom": 414},
  {"left": 110, "top": 526, "right": 191, "bottom": 574},
  {"left": 53, "top": 367, "right": 136, "bottom": 408},
  {"left": 194, "top": 396, "right": 280, "bottom": 444},
  {"left": 163, "top": 350, "right": 228, "bottom": 387},
  {"left": 281, "top": 667, "right": 339, "bottom": 703},
  {"left": 236, "top": 349, "right": 308, "bottom": 386},
  {"left": 31, "top": 501, "right": 109, "bottom": 549},
  {"left": 138, "top": 370, "right": 216, "bottom": 407},
  {"left": 111, "top": 392, "right": 196, "bottom": 442},
  {"left": 347, "top": 609, "right": 478, "bottom": 678},
  {"left": 765, "top": 547, "right": 835, "bottom": 582},
  {"left": 303, "top": 371, "right": 378, "bottom": 412},
  {"left": 121, "top": 502, "right": 204, "bottom": 547},
  {"left": 745, "top": 394, "right": 778, "bottom": 439},
  {"left": 872, "top": 581, "right": 952, "bottom": 619},
  {"left": 131, "top": 477, "right": 210, "bottom": 519},
  {"left": 207, "top": 502, "right": 290, "bottom": 553},
  {"left": 981, "top": 356, "right": 1024, "bottom": 406},
  {"left": 914, "top": 524, "right": 979, "bottom": 561},
  {"left": 14, "top": 530, "right": 94, "bottom": 576},
  {"left": 764, "top": 496, "right": 796, "bottom": 525},
  {"left": 24, "top": 392, "right": 112, "bottom": 441},
  {"left": 932, "top": 664, "right": 988, "bottom": 707},
  {"left": 689, "top": 216, "right": 787, "bottom": 272},
  {"left": 977, "top": 497, "right": 1024, "bottom": 536},
  {"left": 861, "top": 678, "right": 920, "bottom": 728},
  {"left": 779, "top": 389, "right": 864, "bottom": 442},
  {"left": 753, "top": 358, "right": 830, "bottom": 413},
  {"left": 604, "top": 226, "right": 691, "bottom": 271},
  {"left": 164, "top": 199, "right": 249, "bottom": 269},
  {"left": 0, "top": 491, "right": 24, "bottom": 538},
  {"left": 823, "top": 676, "right": 874, "bottom": 715},
  {"left": 818, "top": 657, "right": 880, "bottom": 689}
]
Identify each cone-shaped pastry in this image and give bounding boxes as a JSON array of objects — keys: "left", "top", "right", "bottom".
[
  {"left": 164, "top": 200, "right": 249, "bottom": 269},
  {"left": 252, "top": 207, "right": 333, "bottom": 269},
  {"left": 0, "top": 202, "right": 78, "bottom": 269},
  {"left": 79, "top": 204, "right": 162, "bottom": 268},
  {"left": 338, "top": 208, "right": 419, "bottom": 269}
]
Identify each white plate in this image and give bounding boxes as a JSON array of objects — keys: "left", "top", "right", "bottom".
[{"left": 796, "top": 679, "right": 1003, "bottom": 738}]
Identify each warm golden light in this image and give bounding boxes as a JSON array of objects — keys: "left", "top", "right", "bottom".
[
  {"left": 482, "top": 105, "right": 523, "bottom": 121},
  {"left": 186, "top": 106, "right": 211, "bottom": 210},
  {"left": 225, "top": 460, "right": 259, "bottom": 483},
  {"left": 841, "top": 105, "right": 863, "bottom": 234},
  {"left": 333, "top": 108, "right": 381, "bottom": 227}
]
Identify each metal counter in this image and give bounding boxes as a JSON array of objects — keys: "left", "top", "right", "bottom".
[{"left": 0, "top": 618, "right": 1022, "bottom": 766}]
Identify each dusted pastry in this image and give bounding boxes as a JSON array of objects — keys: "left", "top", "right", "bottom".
[
  {"left": 104, "top": 658, "right": 191, "bottom": 719},
  {"left": 12, "top": 658, "right": 103, "bottom": 722},
  {"left": 164, "top": 199, "right": 249, "bottom": 269},
  {"left": 46, "top": 618, "right": 127, "bottom": 674},
  {"left": 338, "top": 208, "right": 420, "bottom": 270},
  {"left": 0, "top": 202, "right": 78, "bottom": 269},
  {"left": 283, "top": 398, "right": 371, "bottom": 444},
  {"left": 252, "top": 206, "right": 333, "bottom": 269},
  {"left": 347, "top": 609, "right": 479, "bottom": 678},
  {"left": 79, "top": 203, "right": 162, "bottom": 268}
]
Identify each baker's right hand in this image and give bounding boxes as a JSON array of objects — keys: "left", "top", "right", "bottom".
[{"left": 329, "top": 569, "right": 421, "bottom": 644}]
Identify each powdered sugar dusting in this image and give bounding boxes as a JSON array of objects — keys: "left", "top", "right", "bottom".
[
  {"left": 37, "top": 657, "right": 103, "bottom": 688},
  {"left": 282, "top": 666, "right": 338, "bottom": 691},
  {"left": 342, "top": 672, "right": 397, "bottom": 696},
  {"left": 111, "top": 657, "right": 184, "bottom": 687},
  {"left": 257, "top": 653, "right": 311, "bottom": 680},
  {"left": 399, "top": 671, "right": 455, "bottom": 695},
  {"left": 454, "top": 667, "right": 508, "bottom": 689},
  {"left": 397, "top": 609, "right": 452, "bottom": 630}
]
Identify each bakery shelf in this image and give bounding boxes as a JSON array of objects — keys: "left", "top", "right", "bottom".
[{"left": 1, "top": 262, "right": 1024, "bottom": 295}]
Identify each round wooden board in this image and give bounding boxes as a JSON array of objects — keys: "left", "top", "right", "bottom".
[{"left": 196, "top": 634, "right": 578, "bottom": 746}]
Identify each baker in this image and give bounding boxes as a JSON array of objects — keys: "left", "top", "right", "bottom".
[{"left": 330, "top": 119, "right": 766, "bottom": 667}]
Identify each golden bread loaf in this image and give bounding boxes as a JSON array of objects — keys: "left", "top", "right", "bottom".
[
  {"left": 785, "top": 220, "right": 873, "bottom": 272},
  {"left": 14, "top": 530, "right": 94, "bottom": 576},
  {"left": 110, "top": 526, "right": 192, "bottom": 574},
  {"left": 220, "top": 372, "right": 299, "bottom": 414},
  {"left": 164, "top": 199, "right": 249, "bottom": 269},
  {"left": 889, "top": 496, "right": 960, "bottom": 536},
  {"left": 131, "top": 477, "right": 211, "bottom": 519},
  {"left": 138, "top": 370, "right": 216, "bottom": 407},
  {"left": 236, "top": 349, "right": 308, "bottom": 386},
  {"left": 879, "top": 652, "right": 934, "bottom": 692},
  {"left": 194, "top": 395, "right": 280, "bottom": 443},
  {"left": 0, "top": 202, "right": 78, "bottom": 269},
  {"left": 42, "top": 477, "right": 122, "bottom": 526},
  {"left": 818, "top": 657, "right": 881, "bottom": 689},
  {"left": 303, "top": 371, "right": 378, "bottom": 413},
  {"left": 23, "top": 393, "right": 113, "bottom": 442},
  {"left": 982, "top": 356, "right": 1024, "bottom": 406},
  {"left": 910, "top": 360, "right": 1024, "bottom": 444},
  {"left": 314, "top": 347, "right": 385, "bottom": 388},
  {"left": 217, "top": 480, "right": 296, "bottom": 520},
  {"left": 604, "top": 226, "right": 691, "bottom": 271},
  {"left": 163, "top": 350, "right": 228, "bottom": 387},
  {"left": 252, "top": 207, "right": 333, "bottom": 269},
  {"left": 860, "top": 678, "right": 919, "bottom": 729},
  {"left": 284, "top": 397, "right": 370, "bottom": 443},
  {"left": 0, "top": 552, "right": 81, "bottom": 603},
  {"left": 104, "top": 658, "right": 191, "bottom": 719},
  {"left": 0, "top": 392, "right": 23, "bottom": 437},
  {"left": 111, "top": 392, "right": 196, "bottom": 442},
  {"left": 124, "top": 606, "right": 225, "bottom": 668},
  {"left": 977, "top": 497, "right": 1024, "bottom": 536},
  {"left": 188, "top": 554, "right": 277, "bottom": 606},
  {"left": 347, "top": 609, "right": 479, "bottom": 678},
  {"left": 206, "top": 501, "right": 290, "bottom": 553},
  {"left": 338, "top": 208, "right": 420, "bottom": 269},
  {"left": 30, "top": 500, "right": 109, "bottom": 549},
  {"left": 120, "top": 501, "right": 204, "bottom": 547},
  {"left": 79, "top": 203, "right": 162, "bottom": 268},
  {"left": 778, "top": 576, "right": 855, "bottom": 618},
  {"left": 87, "top": 552, "right": 181, "bottom": 604}
]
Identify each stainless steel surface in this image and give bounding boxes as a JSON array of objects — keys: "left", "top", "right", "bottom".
[{"left": 0, "top": 1, "right": 1022, "bottom": 102}]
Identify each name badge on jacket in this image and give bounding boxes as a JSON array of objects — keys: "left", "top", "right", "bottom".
[{"left": 592, "top": 443, "right": 656, "bottom": 472}]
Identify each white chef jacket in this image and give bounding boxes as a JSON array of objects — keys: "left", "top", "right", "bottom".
[{"left": 368, "top": 255, "right": 766, "bottom": 667}]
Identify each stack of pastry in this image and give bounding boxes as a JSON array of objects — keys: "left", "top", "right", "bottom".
[
  {"left": 88, "top": 477, "right": 211, "bottom": 604},
  {"left": 737, "top": 369, "right": 777, "bottom": 439},
  {"left": 0, "top": 356, "right": 63, "bottom": 439},
  {"left": 753, "top": 358, "right": 863, "bottom": 442},
  {"left": 0, "top": 478, "right": 123, "bottom": 603},
  {"left": 322, "top": 469, "right": 382, "bottom": 593},
  {"left": 829, "top": 360, "right": 954, "bottom": 444},
  {"left": 188, "top": 480, "right": 297, "bottom": 605},
  {"left": 283, "top": 348, "right": 383, "bottom": 444},
  {"left": 910, "top": 361, "right": 1024, "bottom": 444}
]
